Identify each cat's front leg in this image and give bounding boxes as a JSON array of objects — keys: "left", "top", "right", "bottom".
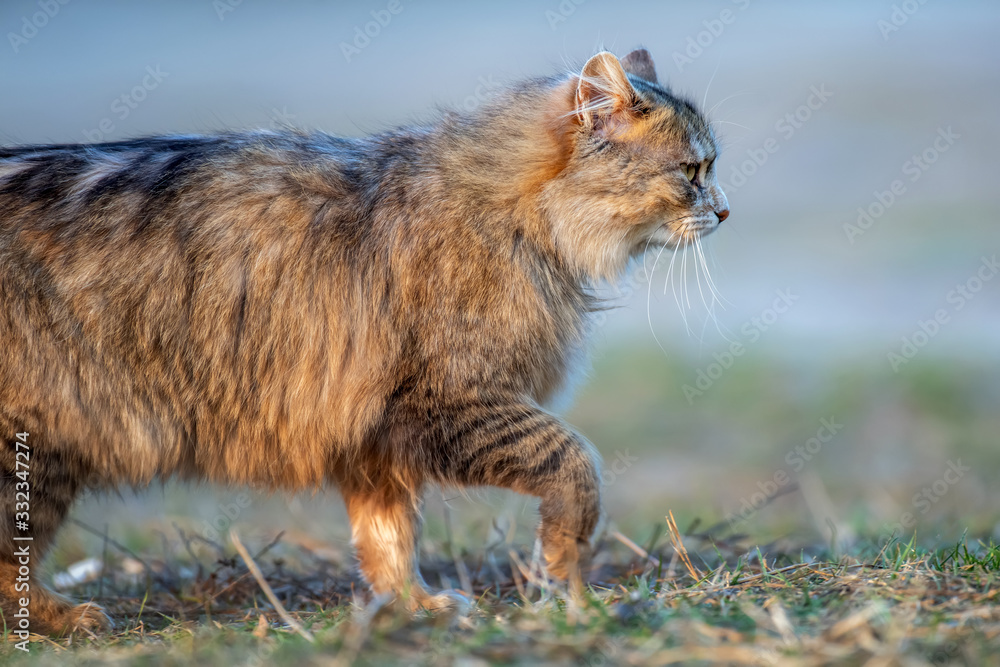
[{"left": 426, "top": 400, "right": 603, "bottom": 596}]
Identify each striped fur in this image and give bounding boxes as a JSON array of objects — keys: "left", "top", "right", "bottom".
[{"left": 0, "top": 50, "right": 727, "bottom": 633}]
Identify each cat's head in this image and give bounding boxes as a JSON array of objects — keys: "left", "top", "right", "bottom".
[{"left": 540, "top": 49, "right": 728, "bottom": 280}]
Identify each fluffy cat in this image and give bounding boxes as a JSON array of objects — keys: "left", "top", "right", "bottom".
[{"left": 0, "top": 48, "right": 728, "bottom": 634}]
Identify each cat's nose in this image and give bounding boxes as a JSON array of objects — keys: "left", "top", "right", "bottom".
[{"left": 715, "top": 208, "right": 730, "bottom": 223}]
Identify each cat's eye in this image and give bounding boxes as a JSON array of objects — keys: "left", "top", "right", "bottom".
[{"left": 683, "top": 164, "right": 698, "bottom": 184}]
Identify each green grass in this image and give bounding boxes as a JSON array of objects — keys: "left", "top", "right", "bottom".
[{"left": 3, "top": 533, "right": 998, "bottom": 665}]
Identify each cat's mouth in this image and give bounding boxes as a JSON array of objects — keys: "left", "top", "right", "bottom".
[
  {"left": 681, "top": 218, "right": 721, "bottom": 236},
  {"left": 644, "top": 215, "right": 720, "bottom": 250}
]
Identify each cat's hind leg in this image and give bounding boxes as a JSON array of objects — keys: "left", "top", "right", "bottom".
[
  {"left": 0, "top": 433, "right": 110, "bottom": 636},
  {"left": 341, "top": 476, "right": 467, "bottom": 613}
]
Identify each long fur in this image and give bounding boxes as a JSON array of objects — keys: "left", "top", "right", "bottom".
[{"left": 0, "top": 49, "right": 728, "bottom": 633}]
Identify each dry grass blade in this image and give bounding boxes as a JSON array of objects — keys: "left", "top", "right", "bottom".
[
  {"left": 442, "top": 500, "right": 474, "bottom": 595},
  {"left": 666, "top": 511, "right": 703, "bottom": 581},
  {"left": 610, "top": 529, "right": 663, "bottom": 569},
  {"left": 508, "top": 548, "right": 549, "bottom": 590},
  {"left": 230, "top": 528, "right": 315, "bottom": 643}
]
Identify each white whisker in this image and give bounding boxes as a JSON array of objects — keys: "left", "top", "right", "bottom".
[
  {"left": 665, "top": 232, "right": 687, "bottom": 332},
  {"left": 642, "top": 214, "right": 688, "bottom": 281},
  {"left": 645, "top": 229, "right": 679, "bottom": 358},
  {"left": 702, "top": 58, "right": 722, "bottom": 111},
  {"left": 696, "top": 235, "right": 726, "bottom": 310},
  {"left": 696, "top": 236, "right": 734, "bottom": 343},
  {"left": 682, "top": 242, "right": 692, "bottom": 311},
  {"left": 679, "top": 241, "right": 692, "bottom": 335},
  {"left": 691, "top": 239, "right": 713, "bottom": 348},
  {"left": 707, "top": 90, "right": 752, "bottom": 119},
  {"left": 705, "top": 240, "right": 732, "bottom": 287},
  {"left": 711, "top": 119, "right": 751, "bottom": 132},
  {"left": 644, "top": 220, "right": 731, "bottom": 344},
  {"left": 692, "top": 235, "right": 710, "bottom": 315},
  {"left": 701, "top": 237, "right": 736, "bottom": 343}
]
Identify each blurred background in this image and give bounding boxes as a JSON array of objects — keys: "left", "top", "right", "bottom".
[{"left": 2, "top": 1, "right": 998, "bottom": 574}]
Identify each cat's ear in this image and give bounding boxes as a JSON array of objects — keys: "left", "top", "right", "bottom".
[
  {"left": 621, "top": 48, "right": 658, "bottom": 83},
  {"left": 575, "top": 52, "right": 640, "bottom": 136}
]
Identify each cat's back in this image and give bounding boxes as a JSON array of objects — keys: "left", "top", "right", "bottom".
[
  {"left": 0, "top": 131, "right": 408, "bottom": 486},
  {"left": 0, "top": 131, "right": 386, "bottom": 317},
  {"left": 0, "top": 132, "right": 371, "bottom": 238}
]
